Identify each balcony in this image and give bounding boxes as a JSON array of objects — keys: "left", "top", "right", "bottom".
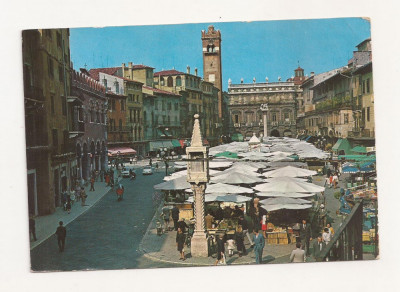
[{"left": 70, "top": 120, "right": 85, "bottom": 136}]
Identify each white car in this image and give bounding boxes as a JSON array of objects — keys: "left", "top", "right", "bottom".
[
  {"left": 121, "top": 170, "right": 130, "bottom": 178},
  {"left": 142, "top": 166, "right": 153, "bottom": 175}
]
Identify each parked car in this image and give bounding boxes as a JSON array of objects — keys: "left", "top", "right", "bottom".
[{"left": 142, "top": 166, "right": 153, "bottom": 175}]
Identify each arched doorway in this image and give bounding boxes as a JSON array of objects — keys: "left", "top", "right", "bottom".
[
  {"left": 283, "top": 129, "right": 292, "bottom": 137},
  {"left": 96, "top": 141, "right": 101, "bottom": 171},
  {"left": 167, "top": 76, "right": 173, "bottom": 87},
  {"left": 271, "top": 129, "right": 280, "bottom": 137},
  {"left": 82, "top": 143, "right": 89, "bottom": 180}
]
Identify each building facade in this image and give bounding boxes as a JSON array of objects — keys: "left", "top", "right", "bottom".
[
  {"left": 71, "top": 70, "right": 107, "bottom": 181},
  {"left": 23, "top": 28, "right": 76, "bottom": 215},
  {"left": 227, "top": 77, "right": 299, "bottom": 139}
]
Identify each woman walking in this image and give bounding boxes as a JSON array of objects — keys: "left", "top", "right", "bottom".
[
  {"left": 235, "top": 225, "right": 246, "bottom": 257},
  {"left": 176, "top": 227, "right": 186, "bottom": 261},
  {"left": 81, "top": 187, "right": 87, "bottom": 206}
]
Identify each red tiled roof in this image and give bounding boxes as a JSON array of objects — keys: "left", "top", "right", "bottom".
[
  {"left": 106, "top": 91, "right": 127, "bottom": 98},
  {"left": 119, "top": 76, "right": 143, "bottom": 84},
  {"left": 88, "top": 67, "right": 120, "bottom": 81},
  {"left": 154, "top": 69, "right": 185, "bottom": 77},
  {"left": 143, "top": 85, "right": 181, "bottom": 97}
]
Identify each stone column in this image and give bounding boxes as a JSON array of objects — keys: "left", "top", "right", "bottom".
[
  {"left": 190, "top": 183, "right": 208, "bottom": 257},
  {"left": 260, "top": 103, "right": 269, "bottom": 140}
]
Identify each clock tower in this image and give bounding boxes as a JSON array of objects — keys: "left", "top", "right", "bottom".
[{"left": 202, "top": 25, "right": 223, "bottom": 118}]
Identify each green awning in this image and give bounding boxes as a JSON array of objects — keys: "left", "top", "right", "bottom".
[
  {"left": 332, "top": 138, "right": 352, "bottom": 155},
  {"left": 338, "top": 155, "right": 368, "bottom": 161},
  {"left": 149, "top": 141, "right": 164, "bottom": 152},
  {"left": 161, "top": 140, "right": 174, "bottom": 149},
  {"left": 171, "top": 139, "right": 181, "bottom": 147},
  {"left": 351, "top": 146, "right": 367, "bottom": 154},
  {"left": 215, "top": 151, "right": 239, "bottom": 159},
  {"left": 232, "top": 133, "right": 244, "bottom": 142}
]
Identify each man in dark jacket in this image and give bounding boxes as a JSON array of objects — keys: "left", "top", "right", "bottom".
[
  {"left": 312, "top": 235, "right": 327, "bottom": 262},
  {"left": 214, "top": 234, "right": 226, "bottom": 265},
  {"left": 55, "top": 221, "right": 67, "bottom": 252},
  {"left": 171, "top": 205, "right": 180, "bottom": 231},
  {"left": 238, "top": 215, "right": 253, "bottom": 246},
  {"left": 215, "top": 206, "right": 223, "bottom": 221},
  {"left": 177, "top": 218, "right": 188, "bottom": 233},
  {"left": 299, "top": 219, "right": 312, "bottom": 256}
]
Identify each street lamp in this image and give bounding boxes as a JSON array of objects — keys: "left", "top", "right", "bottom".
[
  {"left": 186, "top": 114, "right": 209, "bottom": 257},
  {"left": 160, "top": 147, "right": 169, "bottom": 176}
]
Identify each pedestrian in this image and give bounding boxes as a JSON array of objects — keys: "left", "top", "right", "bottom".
[
  {"left": 214, "top": 234, "right": 226, "bottom": 265},
  {"left": 149, "top": 157, "right": 152, "bottom": 167},
  {"left": 65, "top": 197, "right": 71, "bottom": 214},
  {"left": 29, "top": 216, "right": 37, "bottom": 242},
  {"left": 69, "top": 188, "right": 76, "bottom": 206},
  {"left": 253, "top": 229, "right": 265, "bottom": 264},
  {"left": 312, "top": 235, "right": 327, "bottom": 262},
  {"left": 81, "top": 187, "right": 87, "bottom": 206},
  {"left": 299, "top": 219, "right": 312, "bottom": 256},
  {"left": 324, "top": 176, "right": 330, "bottom": 187},
  {"left": 95, "top": 170, "right": 99, "bottom": 182},
  {"left": 238, "top": 215, "right": 254, "bottom": 246},
  {"left": 162, "top": 206, "right": 171, "bottom": 232},
  {"left": 205, "top": 212, "right": 214, "bottom": 229},
  {"left": 322, "top": 227, "right": 331, "bottom": 244},
  {"left": 116, "top": 183, "right": 124, "bottom": 201},
  {"left": 155, "top": 162, "right": 159, "bottom": 172},
  {"left": 290, "top": 242, "right": 306, "bottom": 263},
  {"left": 233, "top": 205, "right": 244, "bottom": 218},
  {"left": 100, "top": 170, "right": 103, "bottom": 182},
  {"left": 235, "top": 225, "right": 246, "bottom": 256},
  {"left": 226, "top": 237, "right": 236, "bottom": 257},
  {"left": 105, "top": 173, "right": 110, "bottom": 186},
  {"left": 171, "top": 205, "right": 180, "bottom": 231},
  {"left": 75, "top": 185, "right": 81, "bottom": 202},
  {"left": 326, "top": 223, "right": 335, "bottom": 237},
  {"left": 61, "top": 190, "right": 67, "bottom": 211},
  {"left": 332, "top": 173, "right": 339, "bottom": 189},
  {"left": 261, "top": 214, "right": 268, "bottom": 239},
  {"left": 55, "top": 221, "right": 67, "bottom": 252},
  {"left": 177, "top": 218, "right": 188, "bottom": 233},
  {"left": 176, "top": 227, "right": 186, "bottom": 260},
  {"left": 329, "top": 174, "right": 333, "bottom": 188},
  {"left": 214, "top": 205, "right": 224, "bottom": 221},
  {"left": 90, "top": 176, "right": 95, "bottom": 191}
]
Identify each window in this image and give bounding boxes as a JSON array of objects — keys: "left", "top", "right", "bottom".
[
  {"left": 61, "top": 95, "right": 66, "bottom": 115},
  {"left": 167, "top": 76, "right": 173, "bottom": 87},
  {"left": 52, "top": 129, "right": 58, "bottom": 148},
  {"left": 167, "top": 102, "right": 171, "bottom": 110},
  {"left": 119, "top": 119, "right": 122, "bottom": 130},
  {"left": 111, "top": 99, "right": 116, "bottom": 110},
  {"left": 160, "top": 77, "right": 165, "bottom": 86},
  {"left": 96, "top": 111, "right": 100, "bottom": 123},
  {"left": 175, "top": 103, "right": 179, "bottom": 110},
  {"left": 362, "top": 109, "right": 365, "bottom": 124},
  {"left": 58, "top": 65, "right": 64, "bottom": 81},
  {"left": 130, "top": 109, "right": 133, "bottom": 122},
  {"left": 367, "top": 79, "right": 370, "bottom": 93},
  {"left": 284, "top": 112, "right": 289, "bottom": 121},
  {"left": 234, "top": 115, "right": 239, "bottom": 123},
  {"left": 115, "top": 81, "right": 119, "bottom": 94},
  {"left": 51, "top": 95, "right": 55, "bottom": 114},
  {"left": 128, "top": 94, "right": 133, "bottom": 101},
  {"left": 121, "top": 100, "right": 125, "bottom": 111},
  {"left": 272, "top": 114, "right": 277, "bottom": 122},
  {"left": 103, "top": 78, "right": 107, "bottom": 89},
  {"left": 162, "top": 101, "right": 165, "bottom": 111},
  {"left": 155, "top": 100, "right": 158, "bottom": 110},
  {"left": 367, "top": 107, "right": 370, "bottom": 122},
  {"left": 176, "top": 76, "right": 182, "bottom": 86},
  {"left": 344, "top": 113, "right": 349, "bottom": 124},
  {"left": 362, "top": 80, "right": 366, "bottom": 94},
  {"left": 56, "top": 31, "right": 62, "bottom": 48},
  {"left": 48, "top": 56, "right": 54, "bottom": 78}
]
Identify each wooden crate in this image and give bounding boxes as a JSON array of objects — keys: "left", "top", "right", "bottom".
[
  {"left": 268, "top": 233, "right": 278, "bottom": 239},
  {"left": 362, "top": 232, "right": 370, "bottom": 242},
  {"left": 278, "top": 232, "right": 287, "bottom": 239},
  {"left": 278, "top": 238, "right": 289, "bottom": 245},
  {"left": 267, "top": 238, "right": 278, "bottom": 245}
]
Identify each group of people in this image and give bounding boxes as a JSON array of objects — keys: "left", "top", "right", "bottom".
[
  {"left": 290, "top": 219, "right": 335, "bottom": 263},
  {"left": 61, "top": 184, "right": 88, "bottom": 214},
  {"left": 324, "top": 167, "right": 340, "bottom": 189}
]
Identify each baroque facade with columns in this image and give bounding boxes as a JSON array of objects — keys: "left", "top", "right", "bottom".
[{"left": 227, "top": 69, "right": 303, "bottom": 139}]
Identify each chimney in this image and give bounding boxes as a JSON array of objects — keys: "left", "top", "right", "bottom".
[
  {"left": 128, "top": 62, "right": 133, "bottom": 79},
  {"left": 310, "top": 72, "right": 315, "bottom": 77},
  {"left": 187, "top": 65, "right": 190, "bottom": 74},
  {"left": 241, "top": 78, "right": 244, "bottom": 84},
  {"left": 194, "top": 68, "right": 198, "bottom": 76}
]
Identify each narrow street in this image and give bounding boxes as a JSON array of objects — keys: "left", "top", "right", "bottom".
[{"left": 30, "top": 168, "right": 175, "bottom": 271}]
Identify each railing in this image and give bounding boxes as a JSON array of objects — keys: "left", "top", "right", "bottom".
[{"left": 317, "top": 200, "right": 363, "bottom": 261}]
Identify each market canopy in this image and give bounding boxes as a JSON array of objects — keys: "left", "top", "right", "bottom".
[
  {"left": 264, "top": 166, "right": 317, "bottom": 178},
  {"left": 209, "top": 161, "right": 233, "bottom": 169},
  {"left": 256, "top": 192, "right": 315, "bottom": 198},
  {"left": 154, "top": 176, "right": 191, "bottom": 191},
  {"left": 260, "top": 203, "right": 313, "bottom": 212},
  {"left": 259, "top": 197, "right": 310, "bottom": 205},
  {"left": 263, "top": 177, "right": 309, "bottom": 183},
  {"left": 205, "top": 183, "right": 254, "bottom": 194},
  {"left": 108, "top": 147, "right": 136, "bottom": 157},
  {"left": 164, "top": 169, "right": 221, "bottom": 181},
  {"left": 253, "top": 177, "right": 325, "bottom": 193},
  {"left": 214, "top": 151, "right": 239, "bottom": 159},
  {"left": 186, "top": 194, "right": 252, "bottom": 203},
  {"left": 332, "top": 138, "right": 352, "bottom": 155},
  {"left": 210, "top": 172, "right": 264, "bottom": 184},
  {"left": 351, "top": 145, "right": 367, "bottom": 154}
]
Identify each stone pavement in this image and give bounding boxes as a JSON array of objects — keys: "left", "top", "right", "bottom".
[{"left": 30, "top": 178, "right": 123, "bottom": 250}]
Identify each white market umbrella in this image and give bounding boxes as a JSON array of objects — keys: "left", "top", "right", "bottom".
[
  {"left": 154, "top": 176, "right": 191, "bottom": 191},
  {"left": 186, "top": 194, "right": 252, "bottom": 203},
  {"left": 211, "top": 172, "right": 264, "bottom": 184},
  {"left": 260, "top": 203, "right": 312, "bottom": 212},
  {"left": 256, "top": 192, "right": 315, "bottom": 198},
  {"left": 259, "top": 197, "right": 310, "bottom": 205},
  {"left": 253, "top": 177, "right": 325, "bottom": 193},
  {"left": 209, "top": 161, "right": 233, "bottom": 169},
  {"left": 212, "top": 169, "right": 263, "bottom": 178},
  {"left": 264, "top": 166, "right": 317, "bottom": 178},
  {"left": 206, "top": 183, "right": 254, "bottom": 194},
  {"left": 263, "top": 176, "right": 309, "bottom": 183},
  {"left": 164, "top": 169, "right": 221, "bottom": 181}
]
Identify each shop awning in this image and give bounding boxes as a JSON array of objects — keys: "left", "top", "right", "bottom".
[
  {"left": 171, "top": 139, "right": 181, "bottom": 148},
  {"left": 149, "top": 141, "right": 164, "bottom": 152},
  {"left": 108, "top": 147, "right": 136, "bottom": 157},
  {"left": 351, "top": 145, "right": 367, "bottom": 154},
  {"left": 332, "top": 138, "right": 352, "bottom": 155},
  {"left": 162, "top": 140, "right": 174, "bottom": 149}
]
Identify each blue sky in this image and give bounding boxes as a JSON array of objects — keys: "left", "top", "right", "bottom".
[{"left": 70, "top": 18, "right": 370, "bottom": 90}]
